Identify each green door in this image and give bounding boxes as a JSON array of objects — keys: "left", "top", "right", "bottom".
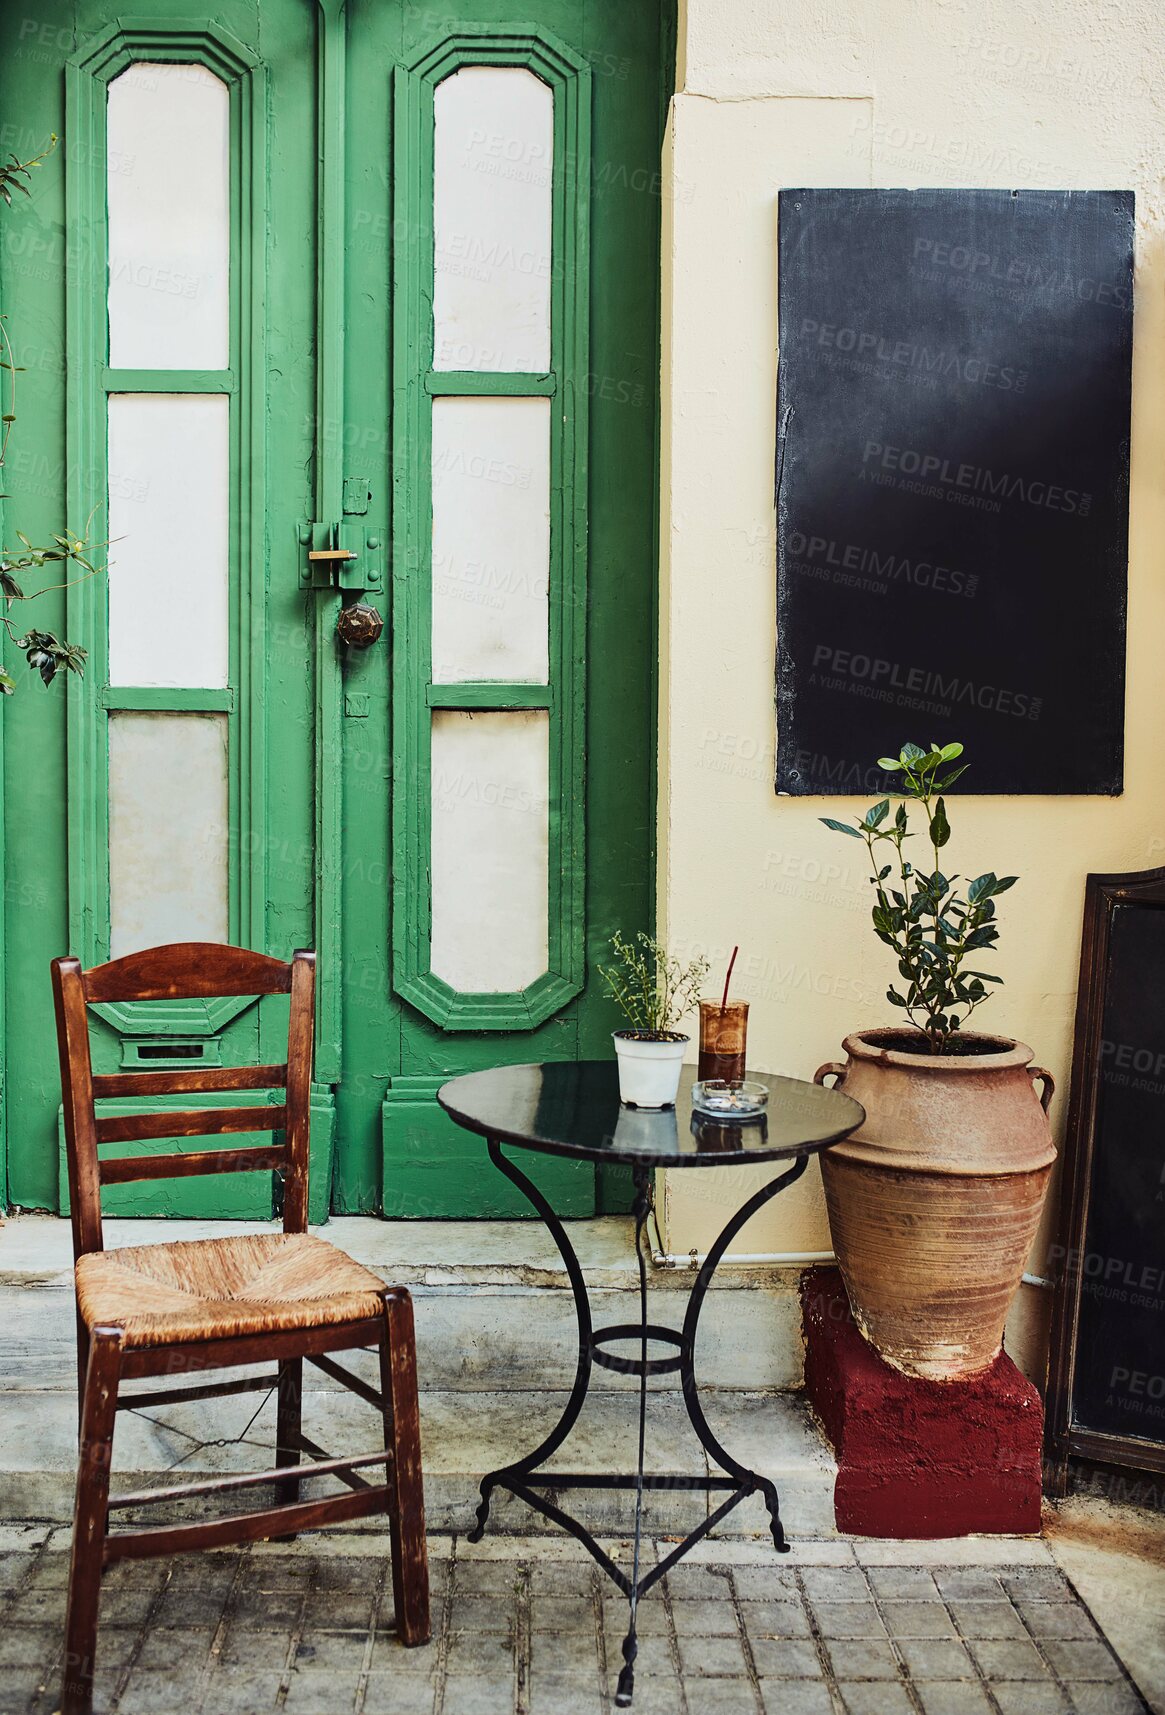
[
  {"left": 337, "top": 3, "right": 670, "bottom": 1216},
  {"left": 0, "top": 0, "right": 668, "bottom": 1219}
]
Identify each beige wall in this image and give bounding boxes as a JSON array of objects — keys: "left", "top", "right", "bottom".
[{"left": 657, "top": 0, "right": 1165, "bottom": 1381}]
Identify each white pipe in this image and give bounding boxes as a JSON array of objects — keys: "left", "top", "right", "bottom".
[{"left": 646, "top": 1206, "right": 834, "bottom": 1270}]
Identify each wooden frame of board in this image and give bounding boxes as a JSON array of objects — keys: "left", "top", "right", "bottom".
[{"left": 1044, "top": 864, "right": 1165, "bottom": 1496}]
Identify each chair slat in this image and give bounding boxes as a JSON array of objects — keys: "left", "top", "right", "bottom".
[
  {"left": 107, "top": 1448, "right": 390, "bottom": 1511},
  {"left": 92, "top": 1064, "right": 287, "bottom": 1099},
  {"left": 99, "top": 1145, "right": 285, "bottom": 1184},
  {"left": 118, "top": 1316, "right": 386, "bottom": 1380},
  {"left": 307, "top": 1351, "right": 386, "bottom": 1412},
  {"left": 83, "top": 942, "right": 294, "bottom": 1002},
  {"left": 95, "top": 1105, "right": 286, "bottom": 1146},
  {"left": 103, "top": 1485, "right": 391, "bottom": 1562},
  {"left": 117, "top": 1373, "right": 280, "bottom": 1412},
  {"left": 291, "top": 1432, "right": 375, "bottom": 1493}
]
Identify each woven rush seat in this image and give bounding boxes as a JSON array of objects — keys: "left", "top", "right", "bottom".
[{"left": 75, "top": 1232, "right": 388, "bottom": 1347}]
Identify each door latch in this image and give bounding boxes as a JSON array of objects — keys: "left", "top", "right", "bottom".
[{"left": 297, "top": 520, "right": 384, "bottom": 592}]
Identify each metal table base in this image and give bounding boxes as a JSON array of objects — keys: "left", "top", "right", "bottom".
[{"left": 468, "top": 1139, "right": 809, "bottom": 1708}]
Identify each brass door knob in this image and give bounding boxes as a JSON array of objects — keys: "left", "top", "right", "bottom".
[{"left": 336, "top": 603, "right": 384, "bottom": 648}]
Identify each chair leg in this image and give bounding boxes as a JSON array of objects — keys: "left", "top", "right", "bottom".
[
  {"left": 62, "top": 1326, "right": 122, "bottom": 1715},
  {"left": 378, "top": 1290, "right": 430, "bottom": 1647},
  {"left": 75, "top": 1311, "right": 91, "bottom": 1433},
  {"left": 275, "top": 1356, "right": 303, "bottom": 1534}
]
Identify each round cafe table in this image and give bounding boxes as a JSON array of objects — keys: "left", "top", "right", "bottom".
[{"left": 437, "top": 1061, "right": 865, "bottom": 1707}]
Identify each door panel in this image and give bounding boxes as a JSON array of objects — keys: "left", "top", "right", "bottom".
[
  {"left": 3, "top": 2, "right": 326, "bottom": 1217},
  {"left": 11, "top": 11, "right": 308, "bottom": 1218},
  {"left": 389, "top": 26, "right": 589, "bottom": 1049},
  {"left": 339, "top": 0, "right": 667, "bottom": 1216}
]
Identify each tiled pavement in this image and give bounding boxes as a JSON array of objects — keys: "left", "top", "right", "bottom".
[{"left": 0, "top": 1532, "right": 1150, "bottom": 1715}]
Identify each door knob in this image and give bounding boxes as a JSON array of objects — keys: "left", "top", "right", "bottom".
[{"left": 336, "top": 602, "right": 384, "bottom": 648}]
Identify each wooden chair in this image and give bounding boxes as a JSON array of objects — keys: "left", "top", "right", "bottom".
[{"left": 51, "top": 943, "right": 430, "bottom": 1715}]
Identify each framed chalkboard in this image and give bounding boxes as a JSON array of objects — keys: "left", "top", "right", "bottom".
[
  {"left": 775, "top": 188, "right": 1134, "bottom": 795},
  {"left": 1044, "top": 866, "right": 1165, "bottom": 1495}
]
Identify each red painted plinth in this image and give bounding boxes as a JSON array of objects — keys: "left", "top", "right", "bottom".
[{"left": 801, "top": 1266, "right": 1043, "bottom": 1538}]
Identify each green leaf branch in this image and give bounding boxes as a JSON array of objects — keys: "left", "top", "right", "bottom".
[
  {"left": 0, "top": 135, "right": 57, "bottom": 206},
  {"left": 821, "top": 742, "right": 1018, "bottom": 1053},
  {"left": 0, "top": 134, "right": 104, "bottom": 694},
  {"left": 598, "top": 932, "right": 710, "bottom": 1037},
  {"left": 0, "top": 139, "right": 58, "bottom": 471}
]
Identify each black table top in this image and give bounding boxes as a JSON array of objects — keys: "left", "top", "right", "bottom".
[{"left": 437, "top": 1062, "right": 865, "bottom": 1169}]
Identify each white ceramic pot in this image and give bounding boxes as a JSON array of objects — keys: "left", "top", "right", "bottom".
[{"left": 612, "top": 1032, "right": 688, "bottom": 1108}]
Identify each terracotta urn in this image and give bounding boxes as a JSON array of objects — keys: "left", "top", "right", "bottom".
[{"left": 814, "top": 1027, "right": 1056, "bottom": 1381}]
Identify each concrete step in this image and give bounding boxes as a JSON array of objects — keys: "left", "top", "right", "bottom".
[
  {"left": 0, "top": 1214, "right": 814, "bottom": 1393},
  {"left": 0, "top": 1384, "right": 838, "bottom": 1537},
  {"left": 0, "top": 1215, "right": 838, "bottom": 1538}
]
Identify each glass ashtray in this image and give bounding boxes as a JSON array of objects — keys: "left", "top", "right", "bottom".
[{"left": 691, "top": 1079, "right": 769, "bottom": 1119}]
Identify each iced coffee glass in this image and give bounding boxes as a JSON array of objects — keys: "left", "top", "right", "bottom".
[{"left": 697, "top": 1000, "right": 749, "bottom": 1083}]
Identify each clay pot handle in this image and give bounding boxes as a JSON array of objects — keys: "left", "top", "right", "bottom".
[
  {"left": 814, "top": 1061, "right": 846, "bottom": 1089},
  {"left": 1030, "top": 1066, "right": 1055, "bottom": 1113}
]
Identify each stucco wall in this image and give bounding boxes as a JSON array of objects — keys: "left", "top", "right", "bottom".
[{"left": 656, "top": 0, "right": 1165, "bottom": 1383}]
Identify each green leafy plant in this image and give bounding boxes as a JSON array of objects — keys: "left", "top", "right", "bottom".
[
  {"left": 0, "top": 136, "right": 58, "bottom": 206},
  {"left": 599, "top": 932, "right": 710, "bottom": 1038},
  {"left": 820, "top": 741, "right": 1018, "bottom": 1054},
  {"left": 0, "top": 528, "right": 100, "bottom": 693},
  {"left": 0, "top": 135, "right": 103, "bottom": 693}
]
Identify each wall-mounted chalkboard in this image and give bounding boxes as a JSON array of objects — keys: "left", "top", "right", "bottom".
[
  {"left": 775, "top": 188, "right": 1134, "bottom": 795},
  {"left": 1045, "top": 866, "right": 1165, "bottom": 1494}
]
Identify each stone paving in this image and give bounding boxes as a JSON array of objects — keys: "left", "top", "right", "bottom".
[{"left": 0, "top": 1531, "right": 1150, "bottom": 1715}]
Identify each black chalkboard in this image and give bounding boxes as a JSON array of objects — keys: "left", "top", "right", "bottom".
[
  {"left": 1045, "top": 867, "right": 1165, "bottom": 1493},
  {"left": 775, "top": 188, "right": 1134, "bottom": 796}
]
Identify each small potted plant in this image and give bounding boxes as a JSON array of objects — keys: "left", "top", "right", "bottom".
[
  {"left": 815, "top": 741, "right": 1056, "bottom": 1380},
  {"left": 599, "top": 933, "right": 709, "bottom": 1108}
]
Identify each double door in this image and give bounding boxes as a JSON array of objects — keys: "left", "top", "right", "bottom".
[{"left": 0, "top": 0, "right": 668, "bottom": 1217}]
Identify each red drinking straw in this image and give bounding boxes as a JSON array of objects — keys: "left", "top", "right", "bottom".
[{"left": 720, "top": 946, "right": 739, "bottom": 1019}]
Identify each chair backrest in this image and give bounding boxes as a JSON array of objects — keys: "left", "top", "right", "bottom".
[{"left": 51, "top": 943, "right": 316, "bottom": 1260}]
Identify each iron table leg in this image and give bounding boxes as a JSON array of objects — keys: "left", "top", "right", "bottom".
[
  {"left": 679, "top": 1154, "right": 809, "bottom": 1551},
  {"left": 470, "top": 1141, "right": 811, "bottom": 1706},
  {"left": 467, "top": 1138, "right": 595, "bottom": 1542},
  {"left": 614, "top": 1165, "right": 652, "bottom": 1708}
]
